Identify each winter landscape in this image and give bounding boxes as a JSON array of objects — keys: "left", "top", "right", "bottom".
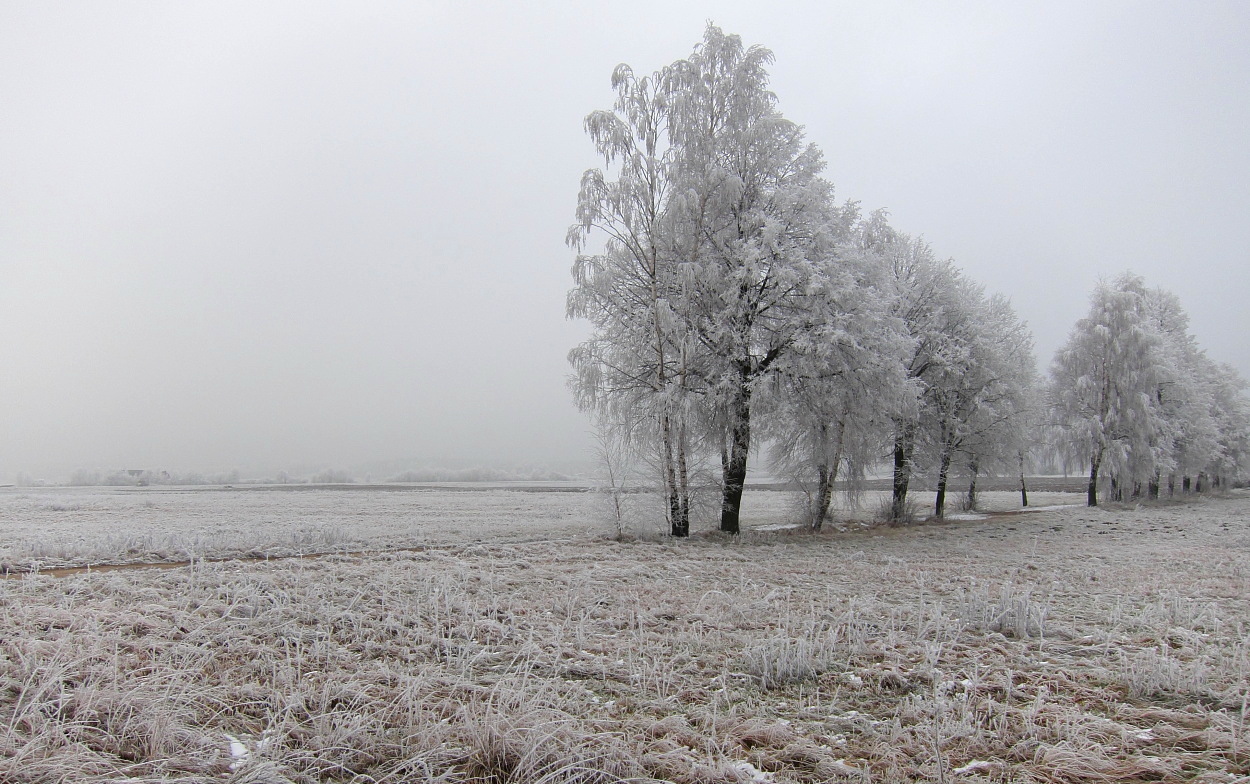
[{"left": 4, "top": 4, "right": 1250, "bottom": 783}]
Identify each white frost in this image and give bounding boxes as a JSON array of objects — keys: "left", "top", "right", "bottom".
[
  {"left": 733, "top": 761, "right": 775, "bottom": 782},
  {"left": 225, "top": 734, "right": 249, "bottom": 771},
  {"left": 952, "top": 760, "right": 997, "bottom": 775}
]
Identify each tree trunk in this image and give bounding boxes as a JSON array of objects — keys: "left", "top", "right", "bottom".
[
  {"left": 966, "top": 458, "right": 979, "bottom": 512},
  {"left": 674, "top": 347, "right": 692, "bottom": 535},
  {"left": 1147, "top": 473, "right": 1159, "bottom": 500},
  {"left": 812, "top": 461, "right": 841, "bottom": 531},
  {"left": 1018, "top": 450, "right": 1029, "bottom": 507},
  {"left": 811, "top": 421, "right": 845, "bottom": 531},
  {"left": 719, "top": 385, "right": 752, "bottom": 535},
  {"left": 1087, "top": 451, "right": 1101, "bottom": 507},
  {"left": 676, "top": 422, "right": 690, "bottom": 534},
  {"left": 812, "top": 464, "right": 830, "bottom": 531},
  {"left": 1183, "top": 475, "right": 1191, "bottom": 493},
  {"left": 891, "top": 423, "right": 915, "bottom": 522},
  {"left": 660, "top": 414, "right": 686, "bottom": 537},
  {"left": 934, "top": 445, "right": 952, "bottom": 520}
]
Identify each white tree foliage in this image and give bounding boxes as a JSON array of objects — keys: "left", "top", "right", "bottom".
[
  {"left": 662, "top": 25, "right": 843, "bottom": 533},
  {"left": 1050, "top": 273, "right": 1250, "bottom": 505},
  {"left": 867, "top": 221, "right": 978, "bottom": 521},
  {"left": 571, "top": 24, "right": 854, "bottom": 534},
  {"left": 567, "top": 63, "right": 697, "bottom": 535},
  {"left": 761, "top": 209, "right": 914, "bottom": 530},
  {"left": 1050, "top": 274, "right": 1172, "bottom": 504},
  {"left": 928, "top": 293, "right": 1037, "bottom": 517},
  {"left": 1206, "top": 362, "right": 1250, "bottom": 485}
]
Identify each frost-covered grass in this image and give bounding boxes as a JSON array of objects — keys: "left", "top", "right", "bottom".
[
  {"left": 0, "top": 485, "right": 1080, "bottom": 572},
  {"left": 1, "top": 489, "right": 1247, "bottom": 781},
  {"left": 0, "top": 486, "right": 606, "bottom": 571}
]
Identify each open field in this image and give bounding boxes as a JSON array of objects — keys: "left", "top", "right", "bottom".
[
  {"left": 0, "top": 482, "right": 1081, "bottom": 572},
  {"left": 2, "top": 487, "right": 1248, "bottom": 781},
  {"left": 0, "top": 484, "right": 607, "bottom": 573}
]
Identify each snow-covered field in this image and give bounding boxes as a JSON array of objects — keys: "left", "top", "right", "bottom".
[
  {"left": 2, "top": 486, "right": 1247, "bottom": 782},
  {"left": 0, "top": 484, "right": 1079, "bottom": 572},
  {"left": 0, "top": 484, "right": 608, "bottom": 571}
]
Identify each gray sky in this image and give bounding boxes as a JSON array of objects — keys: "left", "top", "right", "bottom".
[{"left": 2, "top": 1, "right": 1247, "bottom": 480}]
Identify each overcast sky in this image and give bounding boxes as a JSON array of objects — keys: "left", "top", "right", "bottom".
[{"left": 2, "top": 1, "right": 1247, "bottom": 480}]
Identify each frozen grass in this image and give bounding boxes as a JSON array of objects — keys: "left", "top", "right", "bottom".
[
  {"left": 0, "top": 486, "right": 604, "bottom": 571},
  {"left": 0, "top": 485, "right": 1082, "bottom": 571},
  {"left": 1, "top": 490, "right": 1248, "bottom": 780}
]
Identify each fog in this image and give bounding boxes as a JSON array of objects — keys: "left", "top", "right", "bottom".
[{"left": 2, "top": 2, "right": 1247, "bottom": 481}]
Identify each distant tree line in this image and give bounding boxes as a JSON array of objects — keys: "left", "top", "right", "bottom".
[
  {"left": 567, "top": 25, "right": 1250, "bottom": 536},
  {"left": 52, "top": 466, "right": 575, "bottom": 487},
  {"left": 66, "top": 468, "right": 242, "bottom": 487}
]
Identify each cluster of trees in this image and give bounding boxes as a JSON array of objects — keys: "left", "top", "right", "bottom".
[
  {"left": 568, "top": 26, "right": 1249, "bottom": 536},
  {"left": 568, "top": 26, "right": 1032, "bottom": 534},
  {"left": 1049, "top": 272, "right": 1249, "bottom": 505}
]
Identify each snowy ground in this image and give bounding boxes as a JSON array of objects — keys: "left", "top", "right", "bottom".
[
  {"left": 2, "top": 486, "right": 1246, "bottom": 782},
  {"left": 0, "top": 484, "right": 603, "bottom": 571},
  {"left": 0, "top": 483, "right": 1079, "bottom": 571}
]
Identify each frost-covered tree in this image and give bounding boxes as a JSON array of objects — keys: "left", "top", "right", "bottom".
[
  {"left": 1206, "top": 362, "right": 1250, "bottom": 487},
  {"left": 660, "top": 25, "right": 842, "bottom": 534},
  {"left": 1140, "top": 286, "right": 1217, "bottom": 497},
  {"left": 762, "top": 212, "right": 913, "bottom": 530},
  {"left": 569, "top": 24, "right": 848, "bottom": 535},
  {"left": 567, "top": 63, "right": 698, "bottom": 536},
  {"left": 867, "top": 219, "right": 977, "bottom": 522},
  {"left": 1049, "top": 273, "right": 1169, "bottom": 505},
  {"left": 950, "top": 296, "right": 1040, "bottom": 515},
  {"left": 930, "top": 293, "right": 1037, "bottom": 516},
  {"left": 1051, "top": 274, "right": 1250, "bottom": 504},
  {"left": 1138, "top": 287, "right": 1250, "bottom": 494},
  {"left": 919, "top": 279, "right": 991, "bottom": 519},
  {"left": 1008, "top": 381, "right": 1047, "bottom": 507}
]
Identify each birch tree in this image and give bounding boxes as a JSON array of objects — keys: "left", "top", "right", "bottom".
[
  {"left": 1206, "top": 361, "right": 1250, "bottom": 487},
  {"left": 1139, "top": 287, "right": 1250, "bottom": 494},
  {"left": 567, "top": 64, "right": 696, "bottom": 536},
  {"left": 1141, "top": 286, "right": 1217, "bottom": 497},
  {"left": 1049, "top": 273, "right": 1168, "bottom": 505},
  {"left": 662, "top": 25, "right": 840, "bottom": 534}
]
